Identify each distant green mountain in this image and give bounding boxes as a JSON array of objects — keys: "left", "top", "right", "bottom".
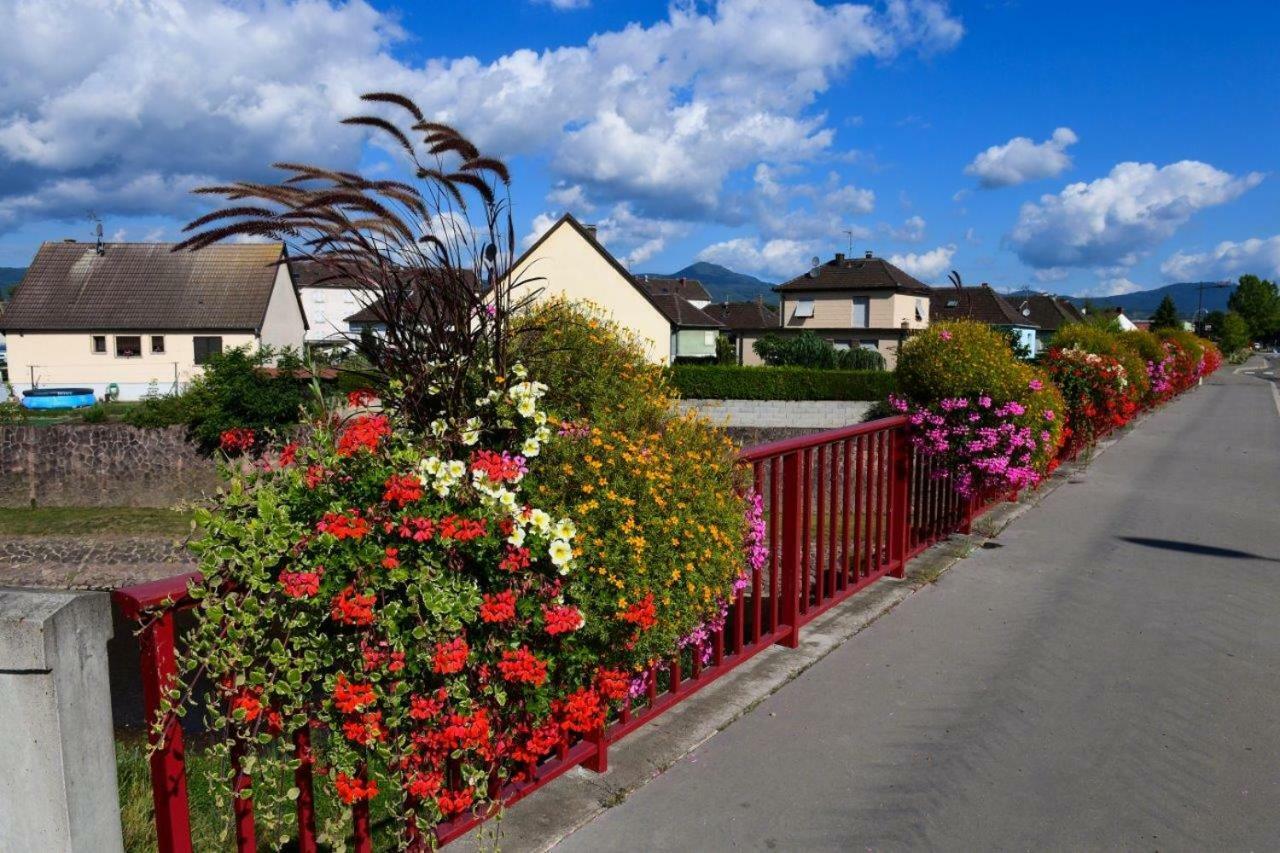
[
  {"left": 0, "top": 267, "right": 25, "bottom": 299},
  {"left": 1062, "top": 281, "right": 1236, "bottom": 320},
  {"left": 639, "top": 261, "right": 775, "bottom": 304}
]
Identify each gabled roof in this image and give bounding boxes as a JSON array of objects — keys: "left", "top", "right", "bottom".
[
  {"left": 648, "top": 293, "right": 722, "bottom": 329},
  {"left": 0, "top": 241, "right": 289, "bottom": 332},
  {"left": 775, "top": 252, "right": 932, "bottom": 295},
  {"left": 289, "top": 259, "right": 379, "bottom": 290},
  {"left": 930, "top": 285, "right": 1038, "bottom": 328},
  {"left": 703, "top": 300, "right": 780, "bottom": 330},
  {"left": 1018, "top": 293, "right": 1082, "bottom": 333},
  {"left": 508, "top": 213, "right": 709, "bottom": 329},
  {"left": 637, "top": 276, "right": 711, "bottom": 304}
]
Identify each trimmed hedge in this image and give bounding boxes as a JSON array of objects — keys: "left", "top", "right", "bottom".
[{"left": 671, "top": 364, "right": 894, "bottom": 401}]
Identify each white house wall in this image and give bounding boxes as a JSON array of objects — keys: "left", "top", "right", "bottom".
[
  {"left": 299, "top": 286, "right": 376, "bottom": 345},
  {"left": 260, "top": 265, "right": 308, "bottom": 352}
]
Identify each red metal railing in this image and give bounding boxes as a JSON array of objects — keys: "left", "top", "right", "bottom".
[{"left": 113, "top": 415, "right": 1003, "bottom": 851}]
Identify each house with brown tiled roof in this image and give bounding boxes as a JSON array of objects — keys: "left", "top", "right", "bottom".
[
  {"left": 702, "top": 299, "right": 780, "bottom": 365},
  {"left": 637, "top": 276, "right": 712, "bottom": 309},
  {"left": 0, "top": 240, "right": 306, "bottom": 399},
  {"left": 290, "top": 258, "right": 379, "bottom": 349},
  {"left": 930, "top": 284, "right": 1038, "bottom": 358},
  {"left": 1015, "top": 294, "right": 1086, "bottom": 353},
  {"left": 772, "top": 250, "right": 932, "bottom": 367}
]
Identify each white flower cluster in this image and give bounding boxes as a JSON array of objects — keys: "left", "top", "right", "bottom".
[
  {"left": 418, "top": 456, "right": 467, "bottom": 498},
  {"left": 508, "top": 373, "right": 553, "bottom": 458}
]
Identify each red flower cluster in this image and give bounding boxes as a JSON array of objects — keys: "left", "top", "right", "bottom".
[
  {"left": 556, "top": 688, "right": 605, "bottom": 734},
  {"left": 499, "top": 545, "right": 531, "bottom": 573},
  {"left": 382, "top": 473, "right": 423, "bottom": 507},
  {"left": 336, "top": 414, "right": 391, "bottom": 457},
  {"left": 432, "top": 637, "right": 470, "bottom": 675},
  {"left": 304, "top": 464, "right": 327, "bottom": 489},
  {"left": 479, "top": 590, "right": 518, "bottom": 623},
  {"left": 408, "top": 689, "right": 448, "bottom": 721},
  {"left": 333, "top": 674, "right": 376, "bottom": 713},
  {"left": 543, "top": 604, "right": 584, "bottom": 636},
  {"left": 342, "top": 710, "right": 385, "bottom": 745},
  {"left": 396, "top": 516, "right": 435, "bottom": 542},
  {"left": 346, "top": 388, "right": 377, "bottom": 408},
  {"left": 219, "top": 427, "right": 256, "bottom": 454},
  {"left": 511, "top": 720, "right": 561, "bottom": 766},
  {"left": 279, "top": 568, "right": 322, "bottom": 599},
  {"left": 436, "top": 787, "right": 475, "bottom": 817},
  {"left": 229, "top": 686, "right": 263, "bottom": 722},
  {"left": 438, "top": 515, "right": 487, "bottom": 542},
  {"left": 317, "top": 510, "right": 370, "bottom": 540},
  {"left": 469, "top": 449, "right": 527, "bottom": 483},
  {"left": 278, "top": 442, "right": 299, "bottom": 467},
  {"left": 596, "top": 668, "right": 630, "bottom": 701},
  {"left": 331, "top": 586, "right": 376, "bottom": 626},
  {"left": 619, "top": 593, "right": 657, "bottom": 632},
  {"left": 403, "top": 770, "right": 443, "bottom": 800},
  {"left": 497, "top": 648, "right": 548, "bottom": 686},
  {"left": 381, "top": 547, "right": 400, "bottom": 569},
  {"left": 361, "top": 641, "right": 405, "bottom": 673},
  {"left": 334, "top": 771, "right": 378, "bottom": 805}
]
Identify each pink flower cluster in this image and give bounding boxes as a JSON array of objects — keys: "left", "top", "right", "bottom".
[{"left": 890, "top": 393, "right": 1046, "bottom": 496}]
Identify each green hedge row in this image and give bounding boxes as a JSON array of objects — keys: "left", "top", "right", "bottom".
[{"left": 670, "top": 365, "right": 895, "bottom": 401}]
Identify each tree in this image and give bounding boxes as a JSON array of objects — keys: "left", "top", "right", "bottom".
[
  {"left": 1202, "top": 309, "right": 1227, "bottom": 338},
  {"left": 1227, "top": 274, "right": 1280, "bottom": 342},
  {"left": 1149, "top": 295, "right": 1182, "bottom": 331},
  {"left": 1219, "top": 312, "right": 1250, "bottom": 354}
]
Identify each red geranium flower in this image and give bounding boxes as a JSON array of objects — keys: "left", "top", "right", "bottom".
[
  {"left": 332, "top": 674, "right": 376, "bottom": 714},
  {"left": 382, "top": 473, "right": 423, "bottom": 507},
  {"left": 336, "top": 414, "right": 391, "bottom": 457},
  {"left": 347, "top": 388, "right": 377, "bottom": 408},
  {"left": 334, "top": 771, "right": 378, "bottom": 804},
  {"left": 619, "top": 593, "right": 657, "bottom": 632},
  {"left": 543, "top": 604, "right": 584, "bottom": 636},
  {"left": 497, "top": 647, "right": 548, "bottom": 686},
  {"left": 596, "top": 667, "right": 630, "bottom": 701},
  {"left": 317, "top": 510, "right": 370, "bottom": 540},
  {"left": 331, "top": 585, "right": 376, "bottom": 626},
  {"left": 432, "top": 637, "right": 469, "bottom": 675},
  {"left": 403, "top": 770, "right": 443, "bottom": 800},
  {"left": 219, "top": 427, "right": 256, "bottom": 454},
  {"left": 499, "top": 545, "right": 531, "bottom": 573},
  {"left": 435, "top": 786, "right": 475, "bottom": 817},
  {"left": 556, "top": 688, "right": 605, "bottom": 734},
  {"left": 479, "top": 590, "right": 517, "bottom": 623},
  {"left": 279, "top": 568, "right": 322, "bottom": 599},
  {"left": 342, "top": 711, "right": 385, "bottom": 745}
]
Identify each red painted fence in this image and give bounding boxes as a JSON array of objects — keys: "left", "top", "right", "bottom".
[{"left": 113, "top": 415, "right": 1002, "bottom": 851}]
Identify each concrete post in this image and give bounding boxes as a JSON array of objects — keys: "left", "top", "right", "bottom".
[{"left": 0, "top": 588, "right": 124, "bottom": 852}]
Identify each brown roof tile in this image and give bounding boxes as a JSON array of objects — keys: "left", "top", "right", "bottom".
[
  {"left": 647, "top": 293, "right": 723, "bottom": 329},
  {"left": 775, "top": 253, "right": 932, "bottom": 295},
  {"left": 1016, "top": 294, "right": 1080, "bottom": 332},
  {"left": 638, "top": 276, "right": 711, "bottom": 303},
  {"left": 703, "top": 300, "right": 780, "bottom": 330},
  {"left": 0, "top": 241, "right": 286, "bottom": 332},
  {"left": 930, "top": 285, "right": 1038, "bottom": 328}
]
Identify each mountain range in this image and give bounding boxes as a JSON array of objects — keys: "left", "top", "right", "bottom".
[
  {"left": 1030, "top": 281, "right": 1236, "bottom": 320},
  {"left": 638, "top": 261, "right": 776, "bottom": 304},
  {"left": 0, "top": 267, "right": 24, "bottom": 299}
]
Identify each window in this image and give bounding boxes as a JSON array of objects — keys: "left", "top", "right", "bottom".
[
  {"left": 115, "top": 336, "right": 142, "bottom": 358},
  {"left": 703, "top": 330, "right": 717, "bottom": 346},
  {"left": 915, "top": 298, "right": 926, "bottom": 322},
  {"left": 859, "top": 340, "right": 879, "bottom": 352},
  {"left": 832, "top": 340, "right": 851, "bottom": 351},
  {"left": 193, "top": 336, "right": 223, "bottom": 365},
  {"left": 852, "top": 296, "right": 869, "bottom": 328},
  {"left": 792, "top": 298, "right": 815, "bottom": 319},
  {"left": 151, "top": 336, "right": 165, "bottom": 354},
  {"left": 91, "top": 335, "right": 107, "bottom": 354}
]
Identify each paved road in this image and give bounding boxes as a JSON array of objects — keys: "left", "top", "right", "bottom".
[{"left": 558, "top": 361, "right": 1280, "bottom": 852}]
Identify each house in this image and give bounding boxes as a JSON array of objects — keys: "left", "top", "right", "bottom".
[
  {"left": 1084, "top": 305, "right": 1138, "bottom": 332},
  {"left": 702, "top": 299, "right": 781, "bottom": 365},
  {"left": 504, "top": 214, "right": 718, "bottom": 364},
  {"left": 637, "top": 276, "right": 712, "bottom": 309},
  {"left": 930, "top": 284, "right": 1038, "bottom": 357},
  {"left": 1017, "top": 294, "right": 1087, "bottom": 354},
  {"left": 772, "top": 250, "right": 932, "bottom": 368},
  {"left": 291, "top": 259, "right": 378, "bottom": 351},
  {"left": 0, "top": 240, "right": 306, "bottom": 400}
]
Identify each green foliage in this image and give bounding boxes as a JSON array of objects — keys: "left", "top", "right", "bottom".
[
  {"left": 1218, "top": 311, "right": 1250, "bottom": 354},
  {"left": 1228, "top": 274, "right": 1280, "bottom": 341},
  {"left": 124, "top": 391, "right": 192, "bottom": 429},
  {"left": 753, "top": 331, "right": 886, "bottom": 371},
  {"left": 714, "top": 334, "right": 737, "bottom": 365},
  {"left": 1116, "top": 329, "right": 1164, "bottom": 365},
  {"left": 1149, "top": 295, "right": 1182, "bottom": 331},
  {"left": 670, "top": 364, "right": 894, "bottom": 401},
  {"left": 79, "top": 403, "right": 110, "bottom": 424},
  {"left": 0, "top": 383, "right": 25, "bottom": 424}
]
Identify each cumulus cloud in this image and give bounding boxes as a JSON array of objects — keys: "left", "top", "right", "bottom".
[
  {"left": 887, "top": 214, "right": 926, "bottom": 243},
  {"left": 1008, "top": 161, "right": 1263, "bottom": 270},
  {"left": 889, "top": 244, "right": 955, "bottom": 281},
  {"left": 697, "top": 237, "right": 820, "bottom": 280},
  {"left": 0, "top": 0, "right": 962, "bottom": 234},
  {"left": 965, "top": 127, "right": 1077, "bottom": 189},
  {"left": 1161, "top": 235, "right": 1280, "bottom": 280},
  {"left": 1082, "top": 276, "right": 1143, "bottom": 297},
  {"left": 522, "top": 202, "right": 686, "bottom": 268}
]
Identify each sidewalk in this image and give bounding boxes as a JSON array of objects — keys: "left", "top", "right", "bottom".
[{"left": 554, "top": 362, "right": 1280, "bottom": 850}]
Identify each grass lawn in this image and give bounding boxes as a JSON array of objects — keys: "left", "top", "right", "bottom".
[{"left": 0, "top": 507, "right": 196, "bottom": 536}]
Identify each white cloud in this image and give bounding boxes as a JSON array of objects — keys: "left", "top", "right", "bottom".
[
  {"left": 1008, "top": 161, "right": 1263, "bottom": 270},
  {"left": 522, "top": 203, "right": 686, "bottom": 268},
  {"left": 1032, "top": 267, "right": 1069, "bottom": 283},
  {"left": 888, "top": 214, "right": 926, "bottom": 243},
  {"left": 697, "top": 237, "right": 819, "bottom": 279},
  {"left": 889, "top": 244, "right": 955, "bottom": 281},
  {"left": 545, "top": 183, "right": 595, "bottom": 212},
  {"left": 1081, "top": 276, "right": 1143, "bottom": 297},
  {"left": 0, "top": 0, "right": 963, "bottom": 234},
  {"left": 965, "top": 127, "right": 1077, "bottom": 189},
  {"left": 1161, "top": 235, "right": 1280, "bottom": 280},
  {"left": 535, "top": 0, "right": 590, "bottom": 9}
]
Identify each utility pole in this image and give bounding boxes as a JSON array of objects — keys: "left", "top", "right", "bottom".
[{"left": 1195, "top": 282, "right": 1232, "bottom": 334}]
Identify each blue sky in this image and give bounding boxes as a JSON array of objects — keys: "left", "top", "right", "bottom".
[{"left": 1, "top": 0, "right": 1277, "bottom": 296}]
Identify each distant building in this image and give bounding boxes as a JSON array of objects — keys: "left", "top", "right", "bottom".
[
  {"left": 1017, "top": 294, "right": 1087, "bottom": 354},
  {"left": 504, "top": 213, "right": 719, "bottom": 364},
  {"left": 1084, "top": 305, "right": 1138, "bottom": 332},
  {"left": 929, "top": 284, "right": 1038, "bottom": 357},
  {"left": 0, "top": 241, "right": 305, "bottom": 400},
  {"left": 637, "top": 276, "right": 712, "bottom": 309},
  {"left": 702, "top": 299, "right": 780, "bottom": 365},
  {"left": 291, "top": 259, "right": 378, "bottom": 351},
  {"left": 772, "top": 251, "right": 931, "bottom": 368}
]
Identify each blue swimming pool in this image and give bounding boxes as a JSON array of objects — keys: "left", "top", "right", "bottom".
[{"left": 22, "top": 388, "right": 97, "bottom": 409}]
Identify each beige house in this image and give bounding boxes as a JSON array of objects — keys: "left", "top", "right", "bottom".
[
  {"left": 766, "top": 251, "right": 933, "bottom": 368},
  {"left": 0, "top": 241, "right": 306, "bottom": 400},
  {"left": 506, "top": 214, "right": 720, "bottom": 363}
]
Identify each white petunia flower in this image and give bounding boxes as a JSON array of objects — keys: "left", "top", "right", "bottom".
[
  {"left": 548, "top": 539, "right": 573, "bottom": 571},
  {"left": 529, "top": 509, "right": 551, "bottom": 534},
  {"left": 420, "top": 456, "right": 442, "bottom": 476},
  {"left": 507, "top": 525, "right": 527, "bottom": 547},
  {"left": 516, "top": 397, "right": 536, "bottom": 418},
  {"left": 522, "top": 438, "right": 541, "bottom": 457},
  {"left": 447, "top": 460, "right": 467, "bottom": 479},
  {"left": 552, "top": 518, "right": 576, "bottom": 540}
]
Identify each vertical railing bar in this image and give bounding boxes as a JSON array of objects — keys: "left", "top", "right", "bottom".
[
  {"left": 853, "top": 435, "right": 865, "bottom": 581},
  {"left": 779, "top": 450, "right": 802, "bottom": 648},
  {"left": 294, "top": 724, "right": 318, "bottom": 853},
  {"left": 231, "top": 736, "right": 256, "bottom": 853},
  {"left": 137, "top": 610, "right": 194, "bottom": 853},
  {"left": 841, "top": 438, "right": 853, "bottom": 590},
  {"left": 815, "top": 443, "right": 827, "bottom": 605},
  {"left": 352, "top": 763, "right": 373, "bottom": 853},
  {"left": 801, "top": 447, "right": 813, "bottom": 614},
  {"left": 769, "top": 456, "right": 781, "bottom": 636}
]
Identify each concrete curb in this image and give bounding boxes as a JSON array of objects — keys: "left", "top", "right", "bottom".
[{"left": 453, "top": 401, "right": 1175, "bottom": 852}]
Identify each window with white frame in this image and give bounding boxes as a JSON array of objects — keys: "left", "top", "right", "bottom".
[
  {"left": 91, "top": 335, "right": 107, "bottom": 354},
  {"left": 703, "top": 330, "right": 717, "bottom": 346},
  {"left": 115, "top": 336, "right": 142, "bottom": 358},
  {"left": 851, "top": 296, "right": 869, "bottom": 328},
  {"left": 792, "top": 298, "right": 815, "bottom": 319}
]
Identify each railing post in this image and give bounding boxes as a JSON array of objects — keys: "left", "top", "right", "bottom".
[
  {"left": 888, "top": 427, "right": 911, "bottom": 578},
  {"left": 583, "top": 725, "right": 609, "bottom": 773},
  {"left": 137, "top": 610, "right": 194, "bottom": 853},
  {"left": 294, "top": 725, "right": 318, "bottom": 853},
  {"left": 778, "top": 450, "right": 802, "bottom": 648}
]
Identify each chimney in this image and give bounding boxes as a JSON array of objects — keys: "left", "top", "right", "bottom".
[
  {"left": 864, "top": 250, "right": 873, "bottom": 259},
  {"left": 835, "top": 252, "right": 846, "bottom": 263},
  {"left": 584, "top": 224, "right": 598, "bottom": 239},
  {"left": 63, "top": 238, "right": 76, "bottom": 243}
]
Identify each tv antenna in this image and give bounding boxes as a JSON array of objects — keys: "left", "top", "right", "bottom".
[
  {"left": 843, "top": 229, "right": 855, "bottom": 256},
  {"left": 88, "top": 211, "right": 104, "bottom": 255}
]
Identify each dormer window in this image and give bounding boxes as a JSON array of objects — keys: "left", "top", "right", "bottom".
[{"left": 792, "top": 298, "right": 815, "bottom": 319}]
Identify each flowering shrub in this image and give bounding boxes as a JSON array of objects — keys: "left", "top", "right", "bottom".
[
  {"left": 1052, "top": 324, "right": 1150, "bottom": 405},
  {"left": 173, "top": 366, "right": 624, "bottom": 844},
  {"left": 1041, "top": 347, "right": 1136, "bottom": 453},
  {"left": 894, "top": 322, "right": 1065, "bottom": 495},
  {"left": 1157, "top": 329, "right": 1213, "bottom": 392}
]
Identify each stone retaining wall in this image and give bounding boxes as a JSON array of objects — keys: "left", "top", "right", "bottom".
[
  {"left": 0, "top": 424, "right": 220, "bottom": 508},
  {"left": 679, "top": 399, "right": 875, "bottom": 429}
]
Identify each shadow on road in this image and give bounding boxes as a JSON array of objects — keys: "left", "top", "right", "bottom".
[{"left": 1118, "top": 535, "right": 1280, "bottom": 563}]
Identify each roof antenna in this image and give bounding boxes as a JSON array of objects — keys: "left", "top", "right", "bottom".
[
  {"left": 843, "top": 229, "right": 855, "bottom": 256},
  {"left": 89, "top": 211, "right": 104, "bottom": 255}
]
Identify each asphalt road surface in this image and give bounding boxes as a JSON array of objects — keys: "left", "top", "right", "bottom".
[{"left": 558, "top": 360, "right": 1280, "bottom": 852}]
